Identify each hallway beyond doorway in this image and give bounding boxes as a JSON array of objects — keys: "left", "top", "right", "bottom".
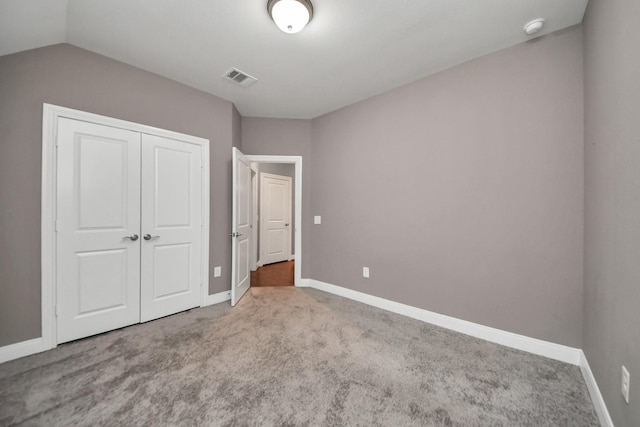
[{"left": 251, "top": 261, "right": 294, "bottom": 287}]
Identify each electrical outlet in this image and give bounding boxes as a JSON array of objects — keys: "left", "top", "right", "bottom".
[
  {"left": 214, "top": 266, "right": 222, "bottom": 278},
  {"left": 622, "top": 366, "right": 630, "bottom": 404},
  {"left": 363, "top": 267, "right": 370, "bottom": 278}
]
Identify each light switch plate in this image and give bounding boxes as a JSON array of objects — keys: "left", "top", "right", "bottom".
[
  {"left": 214, "top": 266, "right": 222, "bottom": 278},
  {"left": 314, "top": 216, "right": 321, "bottom": 225},
  {"left": 363, "top": 267, "right": 370, "bottom": 278}
]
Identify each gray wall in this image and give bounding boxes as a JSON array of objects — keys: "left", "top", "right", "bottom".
[
  {"left": 583, "top": 0, "right": 640, "bottom": 425},
  {"left": 0, "top": 44, "right": 235, "bottom": 346},
  {"left": 310, "top": 26, "right": 584, "bottom": 347},
  {"left": 240, "top": 118, "right": 312, "bottom": 276},
  {"left": 257, "top": 163, "right": 296, "bottom": 254}
]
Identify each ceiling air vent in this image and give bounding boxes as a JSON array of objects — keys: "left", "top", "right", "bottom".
[{"left": 223, "top": 68, "right": 258, "bottom": 88}]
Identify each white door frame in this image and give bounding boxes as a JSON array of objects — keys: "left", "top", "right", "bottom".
[
  {"left": 250, "top": 164, "right": 259, "bottom": 271},
  {"left": 246, "top": 155, "right": 302, "bottom": 287},
  {"left": 41, "top": 103, "right": 210, "bottom": 351}
]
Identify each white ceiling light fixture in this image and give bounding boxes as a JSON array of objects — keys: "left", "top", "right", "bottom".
[
  {"left": 267, "top": 0, "right": 313, "bottom": 34},
  {"left": 523, "top": 18, "right": 545, "bottom": 35}
]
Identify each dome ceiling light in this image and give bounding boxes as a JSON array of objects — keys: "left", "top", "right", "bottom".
[
  {"left": 523, "top": 18, "right": 545, "bottom": 35},
  {"left": 267, "top": 0, "right": 313, "bottom": 34}
]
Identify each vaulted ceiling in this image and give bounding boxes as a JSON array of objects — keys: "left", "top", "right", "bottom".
[{"left": 0, "top": 0, "right": 589, "bottom": 118}]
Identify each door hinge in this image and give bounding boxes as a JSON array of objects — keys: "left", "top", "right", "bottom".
[
  {"left": 55, "top": 305, "right": 58, "bottom": 317},
  {"left": 54, "top": 220, "right": 58, "bottom": 232}
]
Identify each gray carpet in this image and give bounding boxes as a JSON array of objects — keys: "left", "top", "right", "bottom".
[{"left": 0, "top": 287, "right": 598, "bottom": 426}]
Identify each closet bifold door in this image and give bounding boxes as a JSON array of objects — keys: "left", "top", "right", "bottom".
[
  {"left": 56, "top": 118, "right": 142, "bottom": 344},
  {"left": 139, "top": 134, "right": 203, "bottom": 322}
]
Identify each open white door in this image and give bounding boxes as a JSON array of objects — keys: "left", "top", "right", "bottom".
[
  {"left": 231, "top": 148, "right": 251, "bottom": 306},
  {"left": 260, "top": 173, "right": 292, "bottom": 265}
]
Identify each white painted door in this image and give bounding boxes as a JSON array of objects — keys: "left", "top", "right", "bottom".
[
  {"left": 260, "top": 173, "right": 292, "bottom": 265},
  {"left": 231, "top": 148, "right": 251, "bottom": 306},
  {"left": 56, "top": 118, "right": 141, "bottom": 344},
  {"left": 140, "top": 134, "right": 203, "bottom": 322}
]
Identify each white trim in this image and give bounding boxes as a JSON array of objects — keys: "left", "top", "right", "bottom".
[
  {"left": 250, "top": 165, "right": 259, "bottom": 271},
  {"left": 42, "top": 103, "right": 211, "bottom": 353},
  {"left": 579, "top": 350, "right": 614, "bottom": 427},
  {"left": 201, "top": 290, "right": 232, "bottom": 307},
  {"left": 200, "top": 141, "right": 211, "bottom": 308},
  {"left": 304, "top": 279, "right": 582, "bottom": 365},
  {"left": 0, "top": 338, "right": 47, "bottom": 364},
  {"left": 41, "top": 105, "right": 57, "bottom": 352},
  {"left": 245, "top": 155, "right": 302, "bottom": 287},
  {"left": 2, "top": 289, "right": 230, "bottom": 364}
]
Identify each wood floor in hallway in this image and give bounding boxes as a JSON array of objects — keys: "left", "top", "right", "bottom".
[{"left": 251, "top": 260, "right": 294, "bottom": 287}]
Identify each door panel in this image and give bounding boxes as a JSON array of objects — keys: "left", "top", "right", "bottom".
[
  {"left": 77, "top": 137, "right": 127, "bottom": 229},
  {"left": 56, "top": 118, "right": 141, "bottom": 344},
  {"left": 260, "top": 173, "right": 292, "bottom": 265},
  {"left": 154, "top": 147, "right": 192, "bottom": 227},
  {"left": 140, "top": 134, "right": 202, "bottom": 322},
  {"left": 77, "top": 249, "right": 128, "bottom": 315},
  {"left": 231, "top": 148, "right": 251, "bottom": 305},
  {"left": 266, "top": 229, "right": 286, "bottom": 254},
  {"left": 153, "top": 243, "right": 191, "bottom": 299}
]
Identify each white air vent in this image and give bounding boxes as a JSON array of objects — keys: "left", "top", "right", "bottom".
[{"left": 223, "top": 68, "right": 258, "bottom": 88}]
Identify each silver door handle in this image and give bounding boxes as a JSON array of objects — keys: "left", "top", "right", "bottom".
[
  {"left": 143, "top": 234, "right": 160, "bottom": 240},
  {"left": 230, "top": 232, "right": 244, "bottom": 237},
  {"left": 285, "top": 223, "right": 290, "bottom": 226},
  {"left": 124, "top": 234, "right": 139, "bottom": 241}
]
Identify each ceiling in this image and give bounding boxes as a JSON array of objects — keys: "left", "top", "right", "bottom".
[{"left": 0, "top": 0, "right": 588, "bottom": 119}]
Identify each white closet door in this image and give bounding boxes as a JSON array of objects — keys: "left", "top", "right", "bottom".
[
  {"left": 56, "top": 118, "right": 141, "bottom": 344},
  {"left": 140, "top": 134, "right": 203, "bottom": 322}
]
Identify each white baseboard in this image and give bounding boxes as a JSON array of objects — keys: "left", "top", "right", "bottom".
[
  {"left": 201, "top": 290, "right": 231, "bottom": 307},
  {"left": 302, "top": 279, "right": 616, "bottom": 423},
  {"left": 580, "top": 350, "right": 614, "bottom": 427},
  {"left": 2, "top": 291, "right": 232, "bottom": 365},
  {"left": 2, "top": 278, "right": 612, "bottom": 426},
  {"left": 0, "top": 337, "right": 48, "bottom": 364},
  {"left": 299, "top": 278, "right": 313, "bottom": 288},
  {"left": 303, "top": 279, "right": 582, "bottom": 365}
]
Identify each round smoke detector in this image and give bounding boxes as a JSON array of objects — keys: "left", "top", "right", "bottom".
[{"left": 524, "top": 18, "right": 545, "bottom": 35}]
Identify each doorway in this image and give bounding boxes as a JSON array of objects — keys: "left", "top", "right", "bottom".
[
  {"left": 253, "top": 167, "right": 294, "bottom": 287},
  {"left": 231, "top": 150, "right": 302, "bottom": 305}
]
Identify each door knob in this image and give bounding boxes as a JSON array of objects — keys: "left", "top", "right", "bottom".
[
  {"left": 124, "top": 234, "right": 139, "bottom": 241},
  {"left": 285, "top": 223, "right": 290, "bottom": 226},
  {"left": 144, "top": 234, "right": 160, "bottom": 240}
]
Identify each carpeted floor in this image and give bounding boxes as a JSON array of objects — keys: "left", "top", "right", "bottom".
[{"left": 0, "top": 287, "right": 598, "bottom": 426}]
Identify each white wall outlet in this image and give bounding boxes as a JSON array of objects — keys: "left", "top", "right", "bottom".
[
  {"left": 363, "top": 267, "right": 370, "bottom": 278},
  {"left": 314, "top": 215, "right": 322, "bottom": 225},
  {"left": 622, "top": 366, "right": 630, "bottom": 404},
  {"left": 214, "top": 266, "right": 222, "bottom": 278}
]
